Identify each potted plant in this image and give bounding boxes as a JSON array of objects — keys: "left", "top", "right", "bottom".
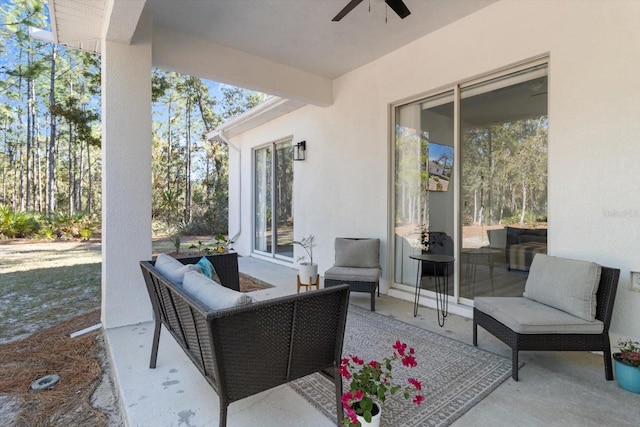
[
  {"left": 188, "top": 234, "right": 233, "bottom": 255},
  {"left": 293, "top": 234, "right": 318, "bottom": 284},
  {"left": 339, "top": 340, "right": 424, "bottom": 427},
  {"left": 613, "top": 339, "right": 640, "bottom": 393}
]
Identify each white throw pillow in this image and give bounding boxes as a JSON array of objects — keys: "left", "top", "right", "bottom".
[
  {"left": 154, "top": 253, "right": 200, "bottom": 285},
  {"left": 523, "top": 254, "right": 601, "bottom": 321},
  {"left": 183, "top": 270, "right": 254, "bottom": 310}
]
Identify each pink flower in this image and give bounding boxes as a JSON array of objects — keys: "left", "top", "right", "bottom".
[
  {"left": 408, "top": 377, "right": 422, "bottom": 390},
  {"left": 346, "top": 407, "right": 358, "bottom": 424},
  {"left": 354, "top": 390, "right": 363, "bottom": 400},
  {"left": 339, "top": 364, "right": 351, "bottom": 380},
  {"left": 341, "top": 392, "right": 353, "bottom": 408},
  {"left": 369, "top": 360, "right": 379, "bottom": 369},
  {"left": 393, "top": 340, "right": 407, "bottom": 356},
  {"left": 351, "top": 355, "right": 364, "bottom": 365},
  {"left": 402, "top": 355, "right": 417, "bottom": 368},
  {"left": 413, "top": 394, "right": 425, "bottom": 405}
]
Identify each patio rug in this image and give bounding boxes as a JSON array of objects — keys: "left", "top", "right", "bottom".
[{"left": 290, "top": 305, "right": 514, "bottom": 427}]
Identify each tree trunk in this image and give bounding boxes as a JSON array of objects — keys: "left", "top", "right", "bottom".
[
  {"left": 48, "top": 45, "right": 57, "bottom": 214},
  {"left": 520, "top": 181, "right": 527, "bottom": 226},
  {"left": 78, "top": 137, "right": 84, "bottom": 212},
  {"left": 26, "top": 75, "right": 33, "bottom": 210},
  {"left": 166, "top": 96, "right": 172, "bottom": 224},
  {"left": 87, "top": 141, "right": 92, "bottom": 214},
  {"left": 68, "top": 122, "right": 73, "bottom": 214},
  {"left": 184, "top": 97, "right": 192, "bottom": 223}
]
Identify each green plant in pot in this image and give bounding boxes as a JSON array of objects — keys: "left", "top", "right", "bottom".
[
  {"left": 340, "top": 340, "right": 424, "bottom": 427},
  {"left": 293, "top": 235, "right": 318, "bottom": 284},
  {"left": 613, "top": 339, "right": 640, "bottom": 393}
]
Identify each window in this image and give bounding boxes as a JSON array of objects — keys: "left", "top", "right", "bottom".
[
  {"left": 393, "top": 61, "right": 548, "bottom": 303},
  {"left": 254, "top": 139, "right": 294, "bottom": 260}
]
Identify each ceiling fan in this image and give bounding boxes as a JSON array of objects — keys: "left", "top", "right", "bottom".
[{"left": 332, "top": 0, "right": 411, "bottom": 22}]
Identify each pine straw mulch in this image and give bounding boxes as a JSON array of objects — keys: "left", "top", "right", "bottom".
[
  {"left": 0, "top": 275, "right": 269, "bottom": 426},
  {"left": 0, "top": 309, "right": 108, "bottom": 427}
]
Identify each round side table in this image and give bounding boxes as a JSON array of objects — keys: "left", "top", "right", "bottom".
[{"left": 409, "top": 253, "right": 455, "bottom": 326}]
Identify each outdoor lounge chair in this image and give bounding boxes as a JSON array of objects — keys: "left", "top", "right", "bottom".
[
  {"left": 473, "top": 254, "right": 620, "bottom": 381},
  {"left": 324, "top": 238, "right": 381, "bottom": 311}
]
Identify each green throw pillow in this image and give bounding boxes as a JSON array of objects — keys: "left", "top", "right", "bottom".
[
  {"left": 196, "top": 256, "right": 222, "bottom": 284},
  {"left": 197, "top": 256, "right": 214, "bottom": 278}
]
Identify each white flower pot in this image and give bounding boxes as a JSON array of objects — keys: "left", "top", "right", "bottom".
[
  {"left": 298, "top": 263, "right": 318, "bottom": 284},
  {"left": 355, "top": 402, "right": 381, "bottom": 427}
]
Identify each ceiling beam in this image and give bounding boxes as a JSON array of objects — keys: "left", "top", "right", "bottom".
[
  {"left": 152, "top": 25, "right": 333, "bottom": 107},
  {"left": 103, "top": 0, "right": 146, "bottom": 44}
]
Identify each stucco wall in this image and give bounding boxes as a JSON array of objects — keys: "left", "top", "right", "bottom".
[{"left": 229, "top": 1, "right": 640, "bottom": 341}]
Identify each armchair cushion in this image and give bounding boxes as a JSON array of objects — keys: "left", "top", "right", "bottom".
[
  {"left": 154, "top": 253, "right": 200, "bottom": 285},
  {"left": 325, "top": 266, "right": 381, "bottom": 283},
  {"left": 523, "top": 254, "right": 601, "bottom": 321},
  {"left": 183, "top": 271, "right": 253, "bottom": 310},
  {"left": 334, "top": 238, "right": 380, "bottom": 268},
  {"left": 474, "top": 297, "right": 604, "bottom": 334}
]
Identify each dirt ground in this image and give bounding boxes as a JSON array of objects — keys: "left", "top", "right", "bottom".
[
  {"left": 0, "top": 310, "right": 123, "bottom": 426},
  {"left": 0, "top": 239, "right": 268, "bottom": 426}
]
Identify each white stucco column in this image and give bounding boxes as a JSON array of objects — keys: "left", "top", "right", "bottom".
[{"left": 101, "top": 14, "right": 153, "bottom": 329}]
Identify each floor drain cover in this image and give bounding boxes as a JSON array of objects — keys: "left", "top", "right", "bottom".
[{"left": 31, "top": 374, "right": 61, "bottom": 391}]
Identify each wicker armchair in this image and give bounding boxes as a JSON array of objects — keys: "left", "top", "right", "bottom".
[
  {"left": 140, "top": 253, "right": 350, "bottom": 427},
  {"left": 473, "top": 256, "right": 620, "bottom": 381}
]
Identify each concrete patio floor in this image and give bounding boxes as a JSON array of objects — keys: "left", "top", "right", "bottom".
[{"left": 105, "top": 256, "right": 637, "bottom": 426}]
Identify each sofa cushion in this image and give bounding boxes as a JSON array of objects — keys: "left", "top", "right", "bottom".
[
  {"left": 487, "top": 228, "right": 507, "bottom": 249},
  {"left": 519, "top": 234, "right": 547, "bottom": 244},
  {"left": 506, "top": 226, "right": 547, "bottom": 245},
  {"left": 154, "top": 253, "right": 200, "bottom": 285},
  {"left": 325, "top": 266, "right": 380, "bottom": 282},
  {"left": 523, "top": 254, "right": 601, "bottom": 321},
  {"left": 183, "top": 271, "right": 253, "bottom": 310},
  {"left": 334, "top": 238, "right": 380, "bottom": 268},
  {"left": 475, "top": 297, "right": 604, "bottom": 334}
]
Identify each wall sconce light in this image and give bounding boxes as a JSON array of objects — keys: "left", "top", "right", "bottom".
[{"left": 293, "top": 140, "right": 306, "bottom": 161}]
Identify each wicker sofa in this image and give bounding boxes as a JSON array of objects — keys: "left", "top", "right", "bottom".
[
  {"left": 140, "top": 253, "right": 350, "bottom": 427},
  {"left": 473, "top": 254, "right": 620, "bottom": 381}
]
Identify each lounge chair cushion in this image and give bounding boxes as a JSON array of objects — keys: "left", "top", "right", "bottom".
[
  {"left": 334, "top": 238, "right": 380, "bottom": 268},
  {"left": 155, "top": 253, "right": 200, "bottom": 285},
  {"left": 523, "top": 254, "right": 601, "bottom": 321},
  {"left": 183, "top": 271, "right": 253, "bottom": 310},
  {"left": 325, "top": 266, "right": 380, "bottom": 282},
  {"left": 475, "top": 297, "right": 604, "bottom": 334}
]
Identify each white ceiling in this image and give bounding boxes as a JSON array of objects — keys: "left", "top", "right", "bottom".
[{"left": 143, "top": 0, "right": 496, "bottom": 79}]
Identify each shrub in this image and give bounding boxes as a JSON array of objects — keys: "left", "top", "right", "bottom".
[
  {"left": 0, "top": 207, "right": 42, "bottom": 238},
  {"left": 0, "top": 207, "right": 96, "bottom": 240}
]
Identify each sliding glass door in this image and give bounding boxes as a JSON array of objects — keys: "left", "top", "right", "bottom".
[
  {"left": 459, "top": 65, "right": 548, "bottom": 299},
  {"left": 394, "top": 92, "right": 455, "bottom": 297},
  {"left": 254, "top": 139, "right": 294, "bottom": 260},
  {"left": 393, "top": 60, "right": 548, "bottom": 304}
]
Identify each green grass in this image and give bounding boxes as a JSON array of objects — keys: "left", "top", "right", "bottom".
[
  {"left": 0, "top": 263, "right": 101, "bottom": 342},
  {"left": 0, "top": 237, "right": 219, "bottom": 343}
]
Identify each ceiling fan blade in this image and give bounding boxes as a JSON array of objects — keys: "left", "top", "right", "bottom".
[
  {"left": 385, "top": 0, "right": 411, "bottom": 19},
  {"left": 332, "top": 0, "right": 364, "bottom": 22}
]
